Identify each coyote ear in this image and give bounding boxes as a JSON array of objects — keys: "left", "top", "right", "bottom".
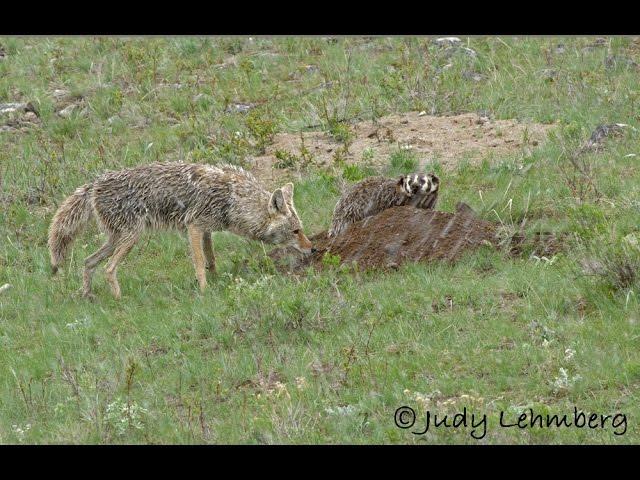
[
  {"left": 281, "top": 182, "right": 294, "bottom": 201},
  {"left": 269, "top": 188, "right": 291, "bottom": 216}
]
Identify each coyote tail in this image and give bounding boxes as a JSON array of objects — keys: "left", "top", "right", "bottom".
[{"left": 48, "top": 183, "right": 93, "bottom": 274}]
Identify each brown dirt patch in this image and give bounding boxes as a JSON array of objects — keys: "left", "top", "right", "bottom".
[
  {"left": 250, "top": 111, "right": 555, "bottom": 187},
  {"left": 269, "top": 202, "right": 500, "bottom": 273}
]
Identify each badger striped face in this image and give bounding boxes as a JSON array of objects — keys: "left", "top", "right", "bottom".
[
  {"left": 402, "top": 172, "right": 441, "bottom": 210},
  {"left": 397, "top": 175, "right": 415, "bottom": 197},
  {"left": 406, "top": 173, "right": 439, "bottom": 195}
]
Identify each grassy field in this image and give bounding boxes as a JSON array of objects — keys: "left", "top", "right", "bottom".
[{"left": 1, "top": 36, "right": 640, "bottom": 444}]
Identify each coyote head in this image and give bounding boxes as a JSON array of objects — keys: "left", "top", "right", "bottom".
[{"left": 264, "top": 183, "right": 314, "bottom": 254}]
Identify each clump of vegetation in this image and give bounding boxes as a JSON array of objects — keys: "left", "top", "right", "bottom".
[
  {"left": 246, "top": 109, "right": 277, "bottom": 154},
  {"left": 274, "top": 149, "right": 300, "bottom": 169},
  {"left": 342, "top": 164, "right": 375, "bottom": 182},
  {"left": 321, "top": 252, "right": 342, "bottom": 268},
  {"left": 388, "top": 149, "right": 418, "bottom": 174},
  {"left": 273, "top": 135, "right": 317, "bottom": 170},
  {"left": 327, "top": 119, "right": 354, "bottom": 144},
  {"left": 582, "top": 242, "right": 640, "bottom": 294}
]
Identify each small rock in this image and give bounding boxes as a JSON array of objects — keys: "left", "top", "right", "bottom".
[
  {"left": 434, "top": 37, "right": 462, "bottom": 47},
  {"left": 460, "top": 46, "right": 477, "bottom": 58},
  {"left": 0, "top": 283, "right": 11, "bottom": 294},
  {"left": 0, "top": 102, "right": 37, "bottom": 116},
  {"left": 442, "top": 46, "right": 477, "bottom": 60},
  {"left": 22, "top": 111, "right": 39, "bottom": 122},
  {"left": 52, "top": 88, "right": 71, "bottom": 100},
  {"left": 225, "top": 102, "right": 256, "bottom": 114},
  {"left": 462, "top": 70, "right": 485, "bottom": 82},
  {"left": 58, "top": 104, "right": 77, "bottom": 118}
]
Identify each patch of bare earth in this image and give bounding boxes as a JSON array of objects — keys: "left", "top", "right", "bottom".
[
  {"left": 249, "top": 111, "right": 555, "bottom": 187},
  {"left": 269, "top": 202, "right": 566, "bottom": 274},
  {"left": 270, "top": 203, "right": 499, "bottom": 273}
]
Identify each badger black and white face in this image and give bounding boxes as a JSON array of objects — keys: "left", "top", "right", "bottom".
[
  {"left": 397, "top": 175, "right": 415, "bottom": 197},
  {"left": 407, "top": 173, "right": 439, "bottom": 195},
  {"left": 402, "top": 172, "right": 440, "bottom": 210}
]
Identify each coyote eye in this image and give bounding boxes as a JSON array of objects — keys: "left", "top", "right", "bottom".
[{"left": 293, "top": 229, "right": 300, "bottom": 234}]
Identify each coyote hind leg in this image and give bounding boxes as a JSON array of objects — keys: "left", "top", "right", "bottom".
[
  {"left": 104, "top": 232, "right": 140, "bottom": 300},
  {"left": 83, "top": 239, "right": 116, "bottom": 298},
  {"left": 188, "top": 225, "right": 207, "bottom": 292},
  {"left": 203, "top": 231, "right": 216, "bottom": 274}
]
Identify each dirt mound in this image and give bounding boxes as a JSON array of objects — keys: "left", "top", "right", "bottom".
[
  {"left": 251, "top": 111, "right": 555, "bottom": 187},
  {"left": 269, "top": 203, "right": 499, "bottom": 272}
]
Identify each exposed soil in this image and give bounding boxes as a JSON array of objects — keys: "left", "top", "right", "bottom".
[
  {"left": 269, "top": 202, "right": 567, "bottom": 274},
  {"left": 269, "top": 202, "right": 500, "bottom": 273},
  {"left": 250, "top": 111, "right": 555, "bottom": 187}
]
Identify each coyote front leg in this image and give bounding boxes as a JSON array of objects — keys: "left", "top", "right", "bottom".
[
  {"left": 203, "top": 231, "right": 216, "bottom": 274},
  {"left": 188, "top": 225, "right": 207, "bottom": 292}
]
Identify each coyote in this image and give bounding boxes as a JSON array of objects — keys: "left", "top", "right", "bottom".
[
  {"left": 48, "top": 162, "right": 313, "bottom": 299},
  {"left": 328, "top": 173, "right": 440, "bottom": 237}
]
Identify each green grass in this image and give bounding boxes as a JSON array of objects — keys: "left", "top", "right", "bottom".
[{"left": 1, "top": 36, "right": 640, "bottom": 444}]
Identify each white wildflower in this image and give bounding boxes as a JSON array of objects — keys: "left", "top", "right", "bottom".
[
  {"left": 553, "top": 368, "right": 582, "bottom": 393},
  {"left": 11, "top": 423, "right": 31, "bottom": 443},
  {"left": 105, "top": 398, "right": 148, "bottom": 436},
  {"left": 325, "top": 405, "right": 357, "bottom": 416}
]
